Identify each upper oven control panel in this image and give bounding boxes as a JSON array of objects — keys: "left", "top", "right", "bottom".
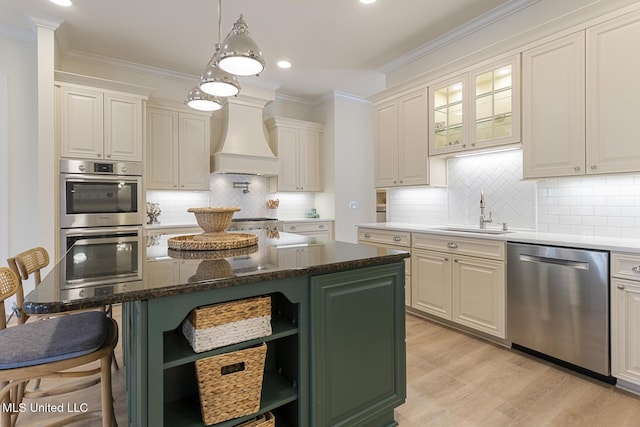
[{"left": 60, "top": 159, "right": 143, "bottom": 176}]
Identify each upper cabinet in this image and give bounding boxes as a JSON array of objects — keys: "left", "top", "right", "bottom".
[
  {"left": 266, "top": 117, "right": 324, "bottom": 192},
  {"left": 429, "top": 54, "right": 520, "bottom": 157},
  {"left": 586, "top": 11, "right": 640, "bottom": 175},
  {"left": 146, "top": 105, "right": 211, "bottom": 190},
  {"left": 374, "top": 88, "right": 446, "bottom": 188},
  {"left": 57, "top": 83, "right": 144, "bottom": 161},
  {"left": 523, "top": 10, "right": 640, "bottom": 179},
  {"left": 522, "top": 33, "right": 586, "bottom": 178}
]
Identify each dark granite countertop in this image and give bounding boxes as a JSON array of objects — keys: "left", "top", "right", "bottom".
[{"left": 24, "top": 231, "right": 409, "bottom": 315}]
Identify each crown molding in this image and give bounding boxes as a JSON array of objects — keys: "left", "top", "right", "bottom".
[
  {"left": 28, "top": 13, "right": 63, "bottom": 32},
  {"left": 380, "top": 0, "right": 541, "bottom": 73}
]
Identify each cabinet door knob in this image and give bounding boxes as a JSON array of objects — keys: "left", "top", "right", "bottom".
[
  {"left": 632, "top": 266, "right": 640, "bottom": 273},
  {"left": 444, "top": 257, "right": 449, "bottom": 261},
  {"left": 364, "top": 233, "right": 371, "bottom": 238},
  {"left": 319, "top": 225, "right": 325, "bottom": 229},
  {"left": 591, "top": 165, "right": 598, "bottom": 170},
  {"left": 393, "top": 236, "right": 402, "bottom": 242},
  {"left": 618, "top": 284, "right": 625, "bottom": 290},
  {"left": 574, "top": 166, "right": 581, "bottom": 172},
  {"left": 447, "top": 242, "right": 458, "bottom": 249},
  {"left": 454, "top": 259, "right": 459, "bottom": 263}
]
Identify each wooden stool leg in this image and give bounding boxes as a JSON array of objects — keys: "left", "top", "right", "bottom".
[{"left": 101, "top": 352, "right": 116, "bottom": 427}]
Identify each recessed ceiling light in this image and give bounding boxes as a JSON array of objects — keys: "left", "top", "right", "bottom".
[
  {"left": 50, "top": 0, "right": 73, "bottom": 6},
  {"left": 360, "top": 0, "right": 377, "bottom": 4},
  {"left": 277, "top": 60, "right": 292, "bottom": 69}
]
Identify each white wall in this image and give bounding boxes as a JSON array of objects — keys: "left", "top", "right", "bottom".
[
  {"left": 315, "top": 92, "right": 375, "bottom": 243},
  {"left": 0, "top": 36, "right": 38, "bottom": 257}
]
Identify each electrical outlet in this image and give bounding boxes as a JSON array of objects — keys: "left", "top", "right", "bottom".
[{"left": 348, "top": 201, "right": 357, "bottom": 209}]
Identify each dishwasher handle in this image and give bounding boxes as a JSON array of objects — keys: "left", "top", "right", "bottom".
[{"left": 519, "top": 254, "right": 590, "bottom": 270}]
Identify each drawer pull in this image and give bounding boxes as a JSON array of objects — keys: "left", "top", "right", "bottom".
[
  {"left": 447, "top": 242, "right": 458, "bottom": 249},
  {"left": 618, "top": 284, "right": 626, "bottom": 290},
  {"left": 319, "top": 225, "right": 325, "bottom": 229},
  {"left": 632, "top": 266, "right": 640, "bottom": 273},
  {"left": 393, "top": 236, "right": 402, "bottom": 242},
  {"left": 364, "top": 233, "right": 371, "bottom": 238},
  {"left": 289, "top": 226, "right": 296, "bottom": 230}
]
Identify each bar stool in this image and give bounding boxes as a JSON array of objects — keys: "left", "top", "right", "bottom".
[
  {"left": 0, "top": 267, "right": 118, "bottom": 427},
  {"left": 6, "top": 246, "right": 49, "bottom": 324},
  {"left": 7, "top": 246, "right": 119, "bottom": 370}
]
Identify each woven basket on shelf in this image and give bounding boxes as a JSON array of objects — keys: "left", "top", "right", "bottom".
[
  {"left": 235, "top": 411, "right": 275, "bottom": 427},
  {"left": 195, "top": 343, "right": 267, "bottom": 425},
  {"left": 182, "top": 296, "right": 272, "bottom": 353}
]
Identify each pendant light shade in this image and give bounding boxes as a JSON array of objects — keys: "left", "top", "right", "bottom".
[
  {"left": 187, "top": 1, "right": 265, "bottom": 111},
  {"left": 199, "top": 47, "right": 241, "bottom": 97},
  {"left": 185, "top": 86, "right": 223, "bottom": 111},
  {"left": 217, "top": 15, "right": 265, "bottom": 76}
]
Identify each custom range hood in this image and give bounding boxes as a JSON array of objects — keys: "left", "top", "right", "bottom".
[{"left": 211, "top": 84, "right": 278, "bottom": 175}]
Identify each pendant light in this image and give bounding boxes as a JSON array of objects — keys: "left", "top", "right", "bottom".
[
  {"left": 197, "top": 0, "right": 241, "bottom": 97},
  {"left": 185, "top": 85, "right": 223, "bottom": 112},
  {"left": 217, "top": 14, "right": 265, "bottom": 76}
]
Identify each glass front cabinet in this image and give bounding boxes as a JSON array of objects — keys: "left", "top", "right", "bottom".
[{"left": 429, "top": 54, "right": 520, "bottom": 156}]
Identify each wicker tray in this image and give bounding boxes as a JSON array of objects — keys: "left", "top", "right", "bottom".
[
  {"left": 182, "top": 296, "right": 272, "bottom": 353},
  {"left": 195, "top": 343, "right": 267, "bottom": 425},
  {"left": 235, "top": 411, "right": 275, "bottom": 427},
  {"left": 167, "top": 233, "right": 258, "bottom": 251}
]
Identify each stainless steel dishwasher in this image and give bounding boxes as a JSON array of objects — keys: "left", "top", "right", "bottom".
[{"left": 507, "top": 242, "right": 612, "bottom": 380}]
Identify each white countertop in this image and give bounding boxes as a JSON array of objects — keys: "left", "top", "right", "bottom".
[
  {"left": 145, "top": 222, "right": 201, "bottom": 230},
  {"left": 280, "top": 218, "right": 334, "bottom": 223},
  {"left": 357, "top": 222, "right": 640, "bottom": 254}
]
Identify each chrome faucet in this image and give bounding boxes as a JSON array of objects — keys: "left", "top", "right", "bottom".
[{"left": 480, "top": 190, "right": 493, "bottom": 229}]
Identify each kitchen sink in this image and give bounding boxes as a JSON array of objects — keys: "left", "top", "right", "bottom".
[{"left": 434, "top": 227, "right": 513, "bottom": 235}]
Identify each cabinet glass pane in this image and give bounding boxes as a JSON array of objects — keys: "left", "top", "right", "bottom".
[
  {"left": 475, "top": 72, "right": 493, "bottom": 97},
  {"left": 433, "top": 81, "right": 464, "bottom": 149},
  {"left": 474, "top": 65, "right": 513, "bottom": 142}
]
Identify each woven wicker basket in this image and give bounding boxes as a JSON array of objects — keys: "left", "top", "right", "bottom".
[
  {"left": 235, "top": 411, "right": 275, "bottom": 427},
  {"left": 182, "top": 296, "right": 272, "bottom": 353},
  {"left": 187, "top": 207, "right": 240, "bottom": 233},
  {"left": 195, "top": 343, "right": 267, "bottom": 425}
]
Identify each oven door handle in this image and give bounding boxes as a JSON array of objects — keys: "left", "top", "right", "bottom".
[
  {"left": 71, "top": 236, "right": 140, "bottom": 246},
  {"left": 61, "top": 173, "right": 141, "bottom": 183},
  {"left": 62, "top": 226, "right": 142, "bottom": 238}
]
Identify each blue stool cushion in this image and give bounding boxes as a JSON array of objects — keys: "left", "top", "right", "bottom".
[{"left": 0, "top": 311, "right": 109, "bottom": 370}]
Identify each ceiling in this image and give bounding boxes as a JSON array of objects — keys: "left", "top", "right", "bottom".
[{"left": 0, "top": 0, "right": 518, "bottom": 101}]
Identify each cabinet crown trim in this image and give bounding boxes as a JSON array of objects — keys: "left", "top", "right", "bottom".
[{"left": 265, "top": 116, "right": 324, "bottom": 132}]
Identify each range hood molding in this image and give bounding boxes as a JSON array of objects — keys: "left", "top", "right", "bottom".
[{"left": 211, "top": 85, "right": 278, "bottom": 176}]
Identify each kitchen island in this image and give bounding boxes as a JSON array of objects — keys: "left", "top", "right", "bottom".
[{"left": 24, "top": 231, "right": 409, "bottom": 427}]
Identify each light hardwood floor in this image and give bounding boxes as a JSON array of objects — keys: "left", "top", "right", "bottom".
[{"left": 13, "top": 306, "right": 640, "bottom": 426}]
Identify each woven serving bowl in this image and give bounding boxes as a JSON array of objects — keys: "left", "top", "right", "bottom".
[{"left": 187, "top": 207, "right": 240, "bottom": 233}]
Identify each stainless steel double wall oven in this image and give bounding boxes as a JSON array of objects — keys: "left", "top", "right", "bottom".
[{"left": 59, "top": 159, "right": 143, "bottom": 287}]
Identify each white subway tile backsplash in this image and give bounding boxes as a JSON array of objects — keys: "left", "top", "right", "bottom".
[{"left": 537, "top": 173, "right": 640, "bottom": 237}]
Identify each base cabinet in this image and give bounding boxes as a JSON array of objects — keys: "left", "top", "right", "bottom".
[
  {"left": 411, "top": 233, "right": 506, "bottom": 339},
  {"left": 124, "top": 263, "right": 406, "bottom": 427},
  {"left": 311, "top": 264, "right": 406, "bottom": 427},
  {"left": 611, "top": 252, "right": 640, "bottom": 392}
]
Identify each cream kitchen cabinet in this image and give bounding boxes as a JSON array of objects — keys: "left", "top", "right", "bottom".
[
  {"left": 522, "top": 33, "right": 586, "bottom": 178},
  {"left": 358, "top": 228, "right": 412, "bottom": 306},
  {"left": 429, "top": 54, "right": 520, "bottom": 157},
  {"left": 146, "top": 106, "right": 211, "bottom": 190},
  {"left": 524, "top": 11, "right": 640, "bottom": 178},
  {"left": 58, "top": 83, "right": 144, "bottom": 161},
  {"left": 281, "top": 221, "right": 333, "bottom": 239},
  {"left": 374, "top": 89, "right": 446, "bottom": 188},
  {"left": 375, "top": 89, "right": 434, "bottom": 187},
  {"left": 586, "top": 11, "right": 640, "bottom": 175},
  {"left": 611, "top": 252, "right": 640, "bottom": 394},
  {"left": 411, "top": 232, "right": 505, "bottom": 339},
  {"left": 266, "top": 117, "right": 324, "bottom": 192}
]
